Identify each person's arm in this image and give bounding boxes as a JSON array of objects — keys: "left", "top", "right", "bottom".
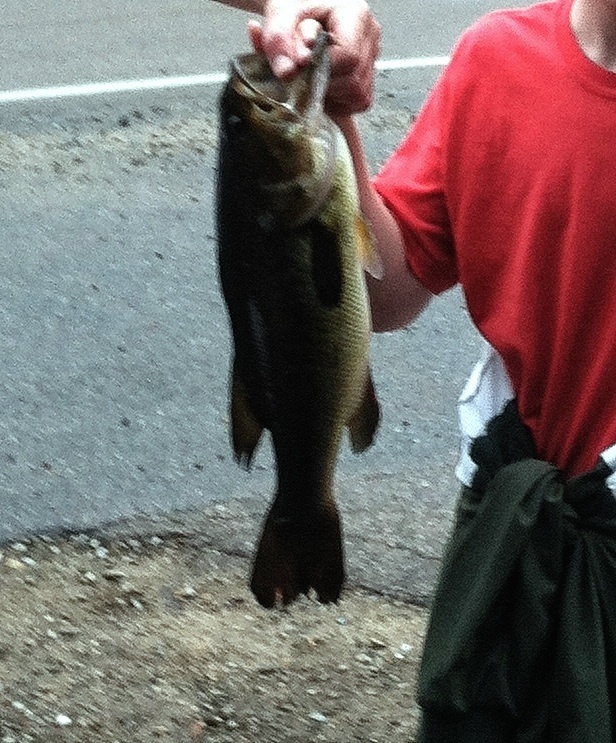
[
  {"left": 211, "top": 0, "right": 264, "bottom": 11},
  {"left": 337, "top": 117, "right": 432, "bottom": 332}
]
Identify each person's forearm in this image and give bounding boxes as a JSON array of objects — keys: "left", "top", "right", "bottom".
[
  {"left": 210, "top": 0, "right": 264, "bottom": 13},
  {"left": 337, "top": 116, "right": 432, "bottom": 332}
]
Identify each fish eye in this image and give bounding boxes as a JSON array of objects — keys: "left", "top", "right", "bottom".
[{"left": 226, "top": 114, "right": 246, "bottom": 135}]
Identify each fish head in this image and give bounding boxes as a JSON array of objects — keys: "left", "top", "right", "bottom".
[{"left": 219, "top": 32, "right": 337, "bottom": 228}]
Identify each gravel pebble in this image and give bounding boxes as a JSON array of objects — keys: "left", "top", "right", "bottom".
[
  {"left": 308, "top": 711, "right": 329, "bottom": 724},
  {"left": 102, "top": 569, "right": 127, "bottom": 581}
]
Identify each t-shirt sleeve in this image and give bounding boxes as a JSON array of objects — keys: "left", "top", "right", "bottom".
[{"left": 373, "top": 69, "right": 458, "bottom": 295}]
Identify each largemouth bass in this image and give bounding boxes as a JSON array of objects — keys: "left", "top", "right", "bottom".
[{"left": 217, "top": 32, "right": 380, "bottom": 608}]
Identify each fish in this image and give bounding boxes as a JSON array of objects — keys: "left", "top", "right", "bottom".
[{"left": 216, "top": 31, "right": 380, "bottom": 608}]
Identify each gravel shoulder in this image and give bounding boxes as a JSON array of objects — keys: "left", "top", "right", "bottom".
[{"left": 1, "top": 527, "right": 428, "bottom": 743}]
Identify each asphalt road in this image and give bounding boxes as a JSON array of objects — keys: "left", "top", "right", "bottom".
[
  {"left": 3, "top": 0, "right": 521, "bottom": 91},
  {"left": 1, "top": 0, "right": 531, "bottom": 596}
]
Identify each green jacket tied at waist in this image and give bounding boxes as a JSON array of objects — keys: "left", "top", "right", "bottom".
[{"left": 417, "top": 401, "right": 616, "bottom": 743}]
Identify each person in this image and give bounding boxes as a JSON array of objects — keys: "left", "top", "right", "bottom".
[{"left": 215, "top": 0, "right": 616, "bottom": 739}]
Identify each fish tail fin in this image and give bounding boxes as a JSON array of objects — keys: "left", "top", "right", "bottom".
[
  {"left": 250, "top": 494, "right": 345, "bottom": 608},
  {"left": 348, "top": 371, "right": 381, "bottom": 453}
]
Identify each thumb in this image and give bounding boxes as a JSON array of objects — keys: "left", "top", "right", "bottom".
[{"left": 247, "top": 19, "right": 265, "bottom": 54}]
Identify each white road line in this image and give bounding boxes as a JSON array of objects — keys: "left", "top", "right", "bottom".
[
  {"left": 0, "top": 72, "right": 228, "bottom": 104},
  {"left": 0, "top": 56, "right": 449, "bottom": 105},
  {"left": 376, "top": 55, "right": 450, "bottom": 71}
]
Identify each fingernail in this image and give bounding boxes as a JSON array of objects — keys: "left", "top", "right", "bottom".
[{"left": 271, "top": 54, "right": 295, "bottom": 78}]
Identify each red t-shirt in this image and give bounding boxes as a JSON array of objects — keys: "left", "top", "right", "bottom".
[{"left": 374, "top": 0, "right": 616, "bottom": 476}]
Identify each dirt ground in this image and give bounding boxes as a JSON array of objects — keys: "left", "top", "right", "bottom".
[{"left": 0, "top": 529, "right": 429, "bottom": 743}]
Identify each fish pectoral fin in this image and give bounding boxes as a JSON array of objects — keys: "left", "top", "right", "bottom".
[
  {"left": 355, "top": 213, "right": 383, "bottom": 280},
  {"left": 348, "top": 371, "right": 381, "bottom": 453},
  {"left": 231, "top": 363, "right": 264, "bottom": 469}
]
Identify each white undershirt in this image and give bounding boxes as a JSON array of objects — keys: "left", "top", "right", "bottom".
[{"left": 455, "top": 342, "right": 616, "bottom": 497}]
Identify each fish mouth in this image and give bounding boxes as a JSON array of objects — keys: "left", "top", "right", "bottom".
[
  {"left": 230, "top": 55, "right": 300, "bottom": 122},
  {"left": 229, "top": 31, "right": 331, "bottom": 124}
]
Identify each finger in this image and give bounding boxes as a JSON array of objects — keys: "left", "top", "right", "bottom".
[
  {"left": 247, "top": 19, "right": 265, "bottom": 54},
  {"left": 261, "top": 0, "right": 307, "bottom": 78},
  {"left": 295, "top": 17, "right": 322, "bottom": 64},
  {"left": 250, "top": 16, "right": 303, "bottom": 78},
  {"left": 329, "top": 11, "right": 380, "bottom": 76},
  {"left": 326, "top": 19, "right": 380, "bottom": 114},
  {"left": 325, "top": 60, "right": 376, "bottom": 114}
]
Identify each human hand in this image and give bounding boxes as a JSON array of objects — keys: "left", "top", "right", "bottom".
[{"left": 248, "top": 0, "right": 381, "bottom": 115}]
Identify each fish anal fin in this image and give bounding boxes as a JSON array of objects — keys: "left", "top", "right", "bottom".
[
  {"left": 355, "top": 213, "right": 383, "bottom": 280},
  {"left": 348, "top": 371, "right": 380, "bottom": 453},
  {"left": 231, "top": 362, "right": 264, "bottom": 469}
]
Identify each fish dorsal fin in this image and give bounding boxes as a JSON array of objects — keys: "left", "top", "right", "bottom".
[{"left": 355, "top": 214, "right": 383, "bottom": 279}]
